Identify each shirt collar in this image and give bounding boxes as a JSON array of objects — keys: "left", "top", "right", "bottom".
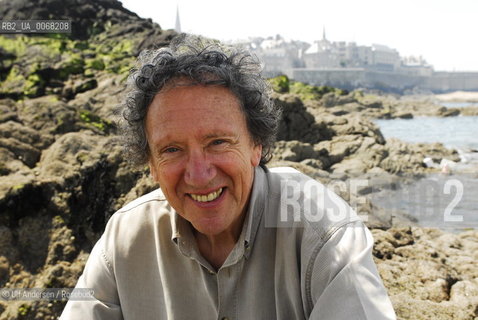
[{"left": 243, "top": 165, "right": 267, "bottom": 254}]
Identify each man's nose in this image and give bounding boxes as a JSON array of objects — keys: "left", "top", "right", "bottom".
[{"left": 184, "top": 150, "right": 216, "bottom": 187}]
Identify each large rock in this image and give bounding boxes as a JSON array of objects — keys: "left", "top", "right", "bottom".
[
  {"left": 380, "top": 138, "right": 460, "bottom": 174},
  {"left": 0, "top": 0, "right": 150, "bottom": 40},
  {"left": 373, "top": 228, "right": 478, "bottom": 319},
  {"left": 16, "top": 96, "right": 79, "bottom": 134},
  {"left": 38, "top": 131, "right": 110, "bottom": 179},
  {"left": 275, "top": 93, "right": 333, "bottom": 144},
  {"left": 68, "top": 73, "right": 125, "bottom": 120},
  {"left": 272, "top": 140, "right": 318, "bottom": 162}
]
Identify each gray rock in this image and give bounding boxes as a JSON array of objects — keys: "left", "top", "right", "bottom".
[{"left": 373, "top": 228, "right": 478, "bottom": 319}]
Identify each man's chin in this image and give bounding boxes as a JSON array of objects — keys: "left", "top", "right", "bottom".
[{"left": 190, "top": 217, "right": 227, "bottom": 237}]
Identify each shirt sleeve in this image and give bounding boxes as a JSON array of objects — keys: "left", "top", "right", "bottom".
[
  {"left": 307, "top": 221, "right": 396, "bottom": 320},
  {"left": 59, "top": 235, "right": 123, "bottom": 320}
]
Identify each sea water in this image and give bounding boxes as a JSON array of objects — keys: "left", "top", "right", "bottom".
[
  {"left": 373, "top": 116, "right": 478, "bottom": 231},
  {"left": 440, "top": 101, "right": 478, "bottom": 108},
  {"left": 374, "top": 116, "right": 478, "bottom": 151}
]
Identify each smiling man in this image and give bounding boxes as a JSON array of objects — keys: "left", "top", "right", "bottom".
[
  {"left": 146, "top": 83, "right": 262, "bottom": 268},
  {"left": 61, "top": 35, "right": 396, "bottom": 319}
]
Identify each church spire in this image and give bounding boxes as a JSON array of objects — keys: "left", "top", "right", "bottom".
[
  {"left": 175, "top": 5, "right": 181, "bottom": 33},
  {"left": 322, "top": 26, "right": 326, "bottom": 41}
]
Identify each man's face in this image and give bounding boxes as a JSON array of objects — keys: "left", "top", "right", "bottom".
[{"left": 145, "top": 84, "right": 262, "bottom": 237}]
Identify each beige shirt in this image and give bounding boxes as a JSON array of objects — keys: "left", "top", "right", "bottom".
[{"left": 61, "top": 166, "right": 396, "bottom": 320}]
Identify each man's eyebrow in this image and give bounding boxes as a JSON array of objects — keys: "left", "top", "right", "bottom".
[{"left": 204, "top": 132, "right": 236, "bottom": 139}]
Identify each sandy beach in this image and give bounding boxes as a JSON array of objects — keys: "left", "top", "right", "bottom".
[{"left": 435, "top": 91, "right": 478, "bottom": 102}]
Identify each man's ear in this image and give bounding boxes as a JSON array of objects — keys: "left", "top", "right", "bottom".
[
  {"left": 251, "top": 144, "right": 262, "bottom": 167},
  {"left": 149, "top": 160, "right": 159, "bottom": 182}
]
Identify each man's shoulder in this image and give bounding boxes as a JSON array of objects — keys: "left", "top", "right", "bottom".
[
  {"left": 266, "top": 166, "right": 320, "bottom": 185},
  {"left": 265, "top": 166, "right": 327, "bottom": 198},
  {"left": 268, "top": 166, "right": 302, "bottom": 174},
  {"left": 117, "top": 188, "right": 168, "bottom": 214},
  {"left": 105, "top": 188, "right": 172, "bottom": 235},
  {"left": 100, "top": 188, "right": 173, "bottom": 255}
]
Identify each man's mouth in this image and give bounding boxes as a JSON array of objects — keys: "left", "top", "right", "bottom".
[{"left": 189, "top": 187, "right": 224, "bottom": 203}]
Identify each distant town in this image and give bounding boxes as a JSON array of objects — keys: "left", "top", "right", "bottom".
[
  {"left": 172, "top": 8, "right": 478, "bottom": 93},
  {"left": 242, "top": 31, "right": 431, "bottom": 76},
  {"left": 231, "top": 33, "right": 478, "bottom": 93}
]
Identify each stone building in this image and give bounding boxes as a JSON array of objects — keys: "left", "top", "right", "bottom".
[
  {"left": 246, "top": 35, "right": 308, "bottom": 77},
  {"left": 299, "top": 32, "right": 401, "bottom": 72},
  {"left": 246, "top": 33, "right": 478, "bottom": 92}
]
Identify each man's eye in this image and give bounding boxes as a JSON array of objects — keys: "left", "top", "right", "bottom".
[
  {"left": 212, "top": 140, "right": 225, "bottom": 145},
  {"left": 164, "top": 147, "right": 179, "bottom": 153}
]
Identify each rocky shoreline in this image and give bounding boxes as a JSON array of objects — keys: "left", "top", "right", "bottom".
[
  {"left": 373, "top": 227, "right": 478, "bottom": 319},
  {"left": 1, "top": 1, "right": 478, "bottom": 319}
]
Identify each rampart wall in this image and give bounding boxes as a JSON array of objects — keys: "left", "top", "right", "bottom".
[{"left": 285, "top": 68, "right": 478, "bottom": 93}]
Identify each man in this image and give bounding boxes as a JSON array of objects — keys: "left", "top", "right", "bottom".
[{"left": 61, "top": 35, "right": 396, "bottom": 319}]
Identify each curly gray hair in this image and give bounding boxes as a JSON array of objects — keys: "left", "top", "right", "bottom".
[{"left": 118, "top": 34, "right": 281, "bottom": 166}]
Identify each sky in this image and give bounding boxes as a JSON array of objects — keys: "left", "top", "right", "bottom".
[{"left": 120, "top": 0, "right": 478, "bottom": 71}]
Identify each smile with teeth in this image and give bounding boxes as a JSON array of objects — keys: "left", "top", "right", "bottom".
[{"left": 189, "top": 188, "right": 223, "bottom": 202}]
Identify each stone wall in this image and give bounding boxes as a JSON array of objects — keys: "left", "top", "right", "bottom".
[
  {"left": 286, "top": 68, "right": 478, "bottom": 93},
  {"left": 424, "top": 72, "right": 478, "bottom": 92}
]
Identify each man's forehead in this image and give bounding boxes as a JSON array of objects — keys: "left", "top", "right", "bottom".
[
  {"left": 159, "top": 75, "right": 227, "bottom": 92},
  {"left": 145, "top": 84, "right": 248, "bottom": 140},
  {"left": 150, "top": 84, "right": 242, "bottom": 113}
]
